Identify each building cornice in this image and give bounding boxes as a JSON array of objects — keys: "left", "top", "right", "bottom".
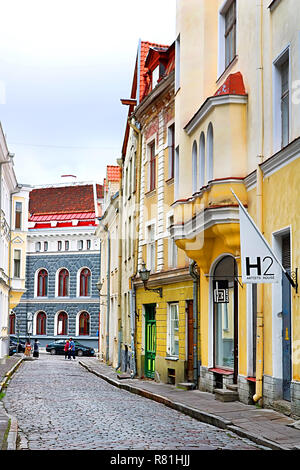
[
  {"left": 184, "top": 94, "right": 248, "bottom": 136},
  {"left": 260, "top": 137, "right": 300, "bottom": 178}
]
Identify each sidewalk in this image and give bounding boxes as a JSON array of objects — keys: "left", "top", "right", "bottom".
[
  {"left": 0, "top": 354, "right": 23, "bottom": 450},
  {"left": 79, "top": 357, "right": 300, "bottom": 451}
]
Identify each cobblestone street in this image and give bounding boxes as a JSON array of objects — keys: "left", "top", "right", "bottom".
[{"left": 2, "top": 354, "right": 263, "bottom": 451}]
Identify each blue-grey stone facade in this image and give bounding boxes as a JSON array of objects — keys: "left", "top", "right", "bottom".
[{"left": 14, "top": 252, "right": 100, "bottom": 350}]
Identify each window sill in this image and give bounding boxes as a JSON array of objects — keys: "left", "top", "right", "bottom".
[
  {"left": 165, "top": 177, "right": 174, "bottom": 185},
  {"left": 216, "top": 55, "right": 238, "bottom": 86},
  {"left": 145, "top": 189, "right": 156, "bottom": 198},
  {"left": 165, "top": 356, "right": 179, "bottom": 361}
]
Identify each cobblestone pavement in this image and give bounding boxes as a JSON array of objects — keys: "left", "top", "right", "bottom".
[{"left": 3, "top": 354, "right": 262, "bottom": 451}]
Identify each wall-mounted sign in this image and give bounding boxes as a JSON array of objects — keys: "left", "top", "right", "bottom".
[
  {"left": 231, "top": 190, "right": 283, "bottom": 284},
  {"left": 213, "top": 280, "right": 229, "bottom": 303}
]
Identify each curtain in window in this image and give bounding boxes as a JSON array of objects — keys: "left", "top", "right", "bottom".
[
  {"left": 58, "top": 269, "right": 69, "bottom": 297},
  {"left": 37, "top": 269, "right": 48, "bottom": 296}
]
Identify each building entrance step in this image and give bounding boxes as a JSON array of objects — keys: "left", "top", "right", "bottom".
[
  {"left": 177, "top": 382, "right": 195, "bottom": 391},
  {"left": 226, "top": 383, "right": 238, "bottom": 392},
  {"left": 214, "top": 388, "right": 239, "bottom": 402}
]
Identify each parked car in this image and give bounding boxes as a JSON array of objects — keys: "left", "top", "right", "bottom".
[
  {"left": 10, "top": 336, "right": 26, "bottom": 353},
  {"left": 9, "top": 342, "right": 17, "bottom": 356},
  {"left": 46, "top": 339, "right": 95, "bottom": 357}
]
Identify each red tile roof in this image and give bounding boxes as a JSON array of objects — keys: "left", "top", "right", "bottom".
[
  {"left": 214, "top": 72, "right": 247, "bottom": 97},
  {"left": 29, "top": 184, "right": 99, "bottom": 216},
  {"left": 106, "top": 165, "right": 121, "bottom": 182},
  {"left": 139, "top": 41, "right": 170, "bottom": 103}
]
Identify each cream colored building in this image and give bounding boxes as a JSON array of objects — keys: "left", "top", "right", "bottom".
[
  {"left": 96, "top": 166, "right": 121, "bottom": 368},
  {"left": 0, "top": 123, "right": 30, "bottom": 358},
  {"left": 173, "top": 0, "right": 300, "bottom": 414}
]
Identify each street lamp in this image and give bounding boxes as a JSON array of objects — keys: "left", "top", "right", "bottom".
[{"left": 139, "top": 261, "right": 162, "bottom": 298}]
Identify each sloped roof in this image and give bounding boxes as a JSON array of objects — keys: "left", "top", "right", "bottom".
[
  {"left": 106, "top": 165, "right": 121, "bottom": 182},
  {"left": 214, "top": 72, "right": 246, "bottom": 97},
  {"left": 29, "top": 184, "right": 100, "bottom": 216}
]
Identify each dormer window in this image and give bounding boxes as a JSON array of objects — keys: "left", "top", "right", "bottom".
[{"left": 152, "top": 65, "right": 160, "bottom": 88}]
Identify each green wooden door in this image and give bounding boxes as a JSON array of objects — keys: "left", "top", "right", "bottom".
[{"left": 145, "top": 304, "right": 156, "bottom": 379}]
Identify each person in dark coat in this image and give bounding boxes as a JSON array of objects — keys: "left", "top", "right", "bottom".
[{"left": 33, "top": 339, "right": 39, "bottom": 358}]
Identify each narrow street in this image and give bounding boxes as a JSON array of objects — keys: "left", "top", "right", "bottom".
[{"left": 2, "top": 354, "right": 261, "bottom": 451}]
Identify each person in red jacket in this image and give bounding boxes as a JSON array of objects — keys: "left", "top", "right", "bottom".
[{"left": 64, "top": 339, "right": 70, "bottom": 360}]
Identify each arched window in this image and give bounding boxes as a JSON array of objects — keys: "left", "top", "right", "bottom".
[
  {"left": 36, "top": 311, "right": 47, "bottom": 335},
  {"left": 80, "top": 268, "right": 91, "bottom": 297},
  {"left": 57, "top": 311, "right": 68, "bottom": 335},
  {"left": 9, "top": 313, "right": 16, "bottom": 334},
  {"left": 199, "top": 132, "right": 205, "bottom": 188},
  {"left": 192, "top": 140, "right": 198, "bottom": 193},
  {"left": 79, "top": 311, "right": 90, "bottom": 336},
  {"left": 207, "top": 123, "right": 214, "bottom": 182},
  {"left": 58, "top": 269, "right": 69, "bottom": 297},
  {"left": 37, "top": 269, "right": 48, "bottom": 297}
]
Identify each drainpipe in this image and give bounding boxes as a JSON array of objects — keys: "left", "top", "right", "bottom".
[
  {"left": 253, "top": 0, "right": 264, "bottom": 405},
  {"left": 128, "top": 117, "right": 142, "bottom": 378},
  {"left": 98, "top": 218, "right": 111, "bottom": 363},
  {"left": 189, "top": 261, "right": 200, "bottom": 386}
]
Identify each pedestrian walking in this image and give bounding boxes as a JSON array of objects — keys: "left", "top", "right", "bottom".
[
  {"left": 33, "top": 339, "right": 39, "bottom": 358},
  {"left": 64, "top": 339, "right": 70, "bottom": 359},
  {"left": 68, "top": 338, "right": 76, "bottom": 360},
  {"left": 24, "top": 339, "right": 31, "bottom": 357}
]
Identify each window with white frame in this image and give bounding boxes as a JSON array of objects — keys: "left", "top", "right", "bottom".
[
  {"left": 192, "top": 141, "right": 198, "bottom": 193},
  {"left": 15, "top": 202, "right": 22, "bottom": 230},
  {"left": 168, "top": 123, "right": 175, "bottom": 179},
  {"left": 168, "top": 215, "right": 177, "bottom": 269},
  {"left": 207, "top": 123, "right": 214, "bottom": 182},
  {"left": 167, "top": 303, "right": 179, "bottom": 357},
  {"left": 13, "top": 249, "right": 21, "bottom": 278},
  {"left": 273, "top": 48, "right": 290, "bottom": 151},
  {"left": 218, "top": 0, "right": 237, "bottom": 76},
  {"left": 147, "top": 223, "right": 156, "bottom": 273},
  {"left": 199, "top": 132, "right": 205, "bottom": 189},
  {"left": 174, "top": 146, "right": 180, "bottom": 200},
  {"left": 152, "top": 65, "right": 160, "bottom": 89}
]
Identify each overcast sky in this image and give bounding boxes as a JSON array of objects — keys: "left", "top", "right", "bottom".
[{"left": 0, "top": 0, "right": 176, "bottom": 187}]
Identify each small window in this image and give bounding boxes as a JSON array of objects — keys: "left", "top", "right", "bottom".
[
  {"left": 65, "top": 240, "right": 69, "bottom": 251},
  {"left": 36, "top": 312, "right": 47, "bottom": 335},
  {"left": 44, "top": 241, "right": 48, "bottom": 252},
  {"left": 58, "top": 241, "right": 62, "bottom": 251},
  {"left": 78, "top": 240, "right": 83, "bottom": 251},
  {"left": 225, "top": 1, "right": 236, "bottom": 69},
  {"left": 149, "top": 142, "right": 156, "bottom": 192},
  {"left": 147, "top": 224, "right": 156, "bottom": 273},
  {"left": 14, "top": 250, "right": 21, "bottom": 278},
  {"left": 167, "top": 303, "right": 179, "bottom": 357},
  {"left": 58, "top": 269, "right": 69, "bottom": 297},
  {"left": 152, "top": 65, "right": 160, "bottom": 89},
  {"left": 35, "top": 242, "right": 41, "bottom": 252},
  {"left": 192, "top": 141, "right": 198, "bottom": 193},
  {"left": 80, "top": 268, "right": 91, "bottom": 296},
  {"left": 168, "top": 124, "right": 175, "bottom": 179},
  {"left": 168, "top": 216, "right": 177, "bottom": 269},
  {"left": 37, "top": 269, "right": 48, "bottom": 297},
  {"left": 15, "top": 202, "right": 22, "bottom": 229},
  {"left": 87, "top": 240, "right": 91, "bottom": 250},
  {"left": 79, "top": 311, "right": 90, "bottom": 336},
  {"left": 57, "top": 311, "right": 68, "bottom": 335},
  {"left": 174, "top": 146, "right": 180, "bottom": 200},
  {"left": 9, "top": 313, "right": 16, "bottom": 334},
  {"left": 280, "top": 58, "right": 289, "bottom": 148}
]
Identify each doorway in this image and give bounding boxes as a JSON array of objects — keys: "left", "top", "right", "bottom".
[
  {"left": 213, "top": 255, "right": 238, "bottom": 383},
  {"left": 186, "top": 300, "right": 194, "bottom": 382},
  {"left": 282, "top": 234, "right": 291, "bottom": 401},
  {"left": 145, "top": 304, "right": 156, "bottom": 379}
]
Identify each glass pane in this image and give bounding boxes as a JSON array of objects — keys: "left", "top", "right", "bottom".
[
  {"left": 281, "top": 93, "right": 289, "bottom": 148},
  {"left": 215, "top": 289, "right": 234, "bottom": 368}
]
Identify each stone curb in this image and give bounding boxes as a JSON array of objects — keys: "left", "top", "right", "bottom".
[
  {"left": 0, "top": 357, "right": 23, "bottom": 451},
  {"left": 79, "top": 361, "right": 288, "bottom": 450}
]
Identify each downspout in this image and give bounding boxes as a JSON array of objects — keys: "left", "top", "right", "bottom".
[
  {"left": 98, "top": 219, "right": 111, "bottom": 363},
  {"left": 189, "top": 261, "right": 200, "bottom": 387},
  {"left": 253, "top": 0, "right": 264, "bottom": 405},
  {"left": 117, "top": 170, "right": 123, "bottom": 369},
  {"left": 128, "top": 117, "right": 142, "bottom": 377}
]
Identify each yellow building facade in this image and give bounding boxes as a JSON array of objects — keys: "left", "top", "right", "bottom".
[{"left": 173, "top": 0, "right": 300, "bottom": 414}]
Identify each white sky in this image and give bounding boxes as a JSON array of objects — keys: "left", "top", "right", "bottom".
[{"left": 0, "top": 0, "right": 176, "bottom": 186}]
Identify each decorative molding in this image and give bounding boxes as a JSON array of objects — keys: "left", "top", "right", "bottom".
[
  {"left": 260, "top": 137, "right": 300, "bottom": 178},
  {"left": 184, "top": 94, "right": 248, "bottom": 136}
]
